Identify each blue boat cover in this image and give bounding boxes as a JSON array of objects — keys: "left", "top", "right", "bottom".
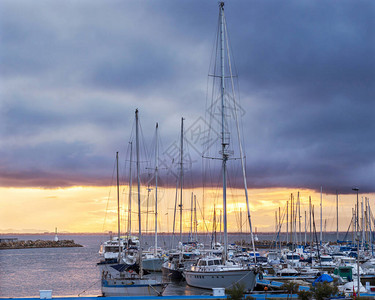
[
  {"left": 110, "top": 263, "right": 150, "bottom": 275},
  {"left": 312, "top": 274, "right": 333, "bottom": 286}
]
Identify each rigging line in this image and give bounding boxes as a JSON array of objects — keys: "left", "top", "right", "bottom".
[
  {"left": 121, "top": 141, "right": 134, "bottom": 234},
  {"left": 224, "top": 13, "right": 256, "bottom": 257},
  {"left": 78, "top": 278, "right": 102, "bottom": 297},
  {"left": 203, "top": 15, "right": 220, "bottom": 158},
  {"left": 138, "top": 119, "right": 151, "bottom": 179},
  {"left": 202, "top": 19, "right": 222, "bottom": 230},
  {"left": 196, "top": 196, "right": 211, "bottom": 234},
  {"left": 102, "top": 156, "right": 118, "bottom": 232},
  {"left": 274, "top": 203, "right": 288, "bottom": 247}
]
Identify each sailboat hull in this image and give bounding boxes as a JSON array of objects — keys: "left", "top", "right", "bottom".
[
  {"left": 161, "top": 262, "right": 184, "bottom": 280},
  {"left": 184, "top": 269, "right": 257, "bottom": 291},
  {"left": 143, "top": 257, "right": 165, "bottom": 272},
  {"left": 101, "top": 278, "right": 167, "bottom": 296}
]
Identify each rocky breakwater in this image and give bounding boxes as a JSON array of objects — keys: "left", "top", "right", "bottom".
[{"left": 0, "top": 239, "right": 83, "bottom": 249}]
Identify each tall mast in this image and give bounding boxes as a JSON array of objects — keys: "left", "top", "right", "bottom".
[
  {"left": 154, "top": 123, "right": 159, "bottom": 256},
  {"left": 194, "top": 195, "right": 197, "bottom": 241},
  {"left": 135, "top": 109, "right": 143, "bottom": 277},
  {"left": 362, "top": 197, "right": 365, "bottom": 249},
  {"left": 286, "top": 200, "right": 289, "bottom": 244},
  {"left": 219, "top": 1, "right": 229, "bottom": 262},
  {"left": 279, "top": 206, "right": 281, "bottom": 251},
  {"left": 336, "top": 191, "right": 339, "bottom": 242},
  {"left": 291, "top": 194, "right": 293, "bottom": 247},
  {"left": 212, "top": 204, "right": 217, "bottom": 247},
  {"left": 128, "top": 142, "right": 133, "bottom": 240},
  {"left": 116, "top": 151, "right": 121, "bottom": 262},
  {"left": 275, "top": 210, "right": 279, "bottom": 236},
  {"left": 172, "top": 177, "right": 178, "bottom": 249},
  {"left": 304, "top": 210, "right": 307, "bottom": 245},
  {"left": 320, "top": 186, "right": 323, "bottom": 245},
  {"left": 240, "top": 208, "right": 243, "bottom": 247},
  {"left": 309, "top": 196, "right": 312, "bottom": 246},
  {"left": 369, "top": 199, "right": 373, "bottom": 256},
  {"left": 190, "top": 192, "right": 193, "bottom": 242},
  {"left": 219, "top": 209, "right": 222, "bottom": 244},
  {"left": 179, "top": 117, "right": 184, "bottom": 243},
  {"left": 352, "top": 207, "right": 355, "bottom": 243},
  {"left": 298, "top": 191, "right": 301, "bottom": 244}
]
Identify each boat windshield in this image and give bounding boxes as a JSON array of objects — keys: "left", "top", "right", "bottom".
[
  {"left": 105, "top": 246, "right": 122, "bottom": 252},
  {"left": 198, "top": 260, "right": 207, "bottom": 266},
  {"left": 321, "top": 257, "right": 333, "bottom": 262}
]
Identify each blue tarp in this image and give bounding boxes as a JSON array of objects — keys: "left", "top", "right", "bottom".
[{"left": 312, "top": 274, "right": 333, "bottom": 286}]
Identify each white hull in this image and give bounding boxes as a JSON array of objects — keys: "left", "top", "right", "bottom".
[
  {"left": 101, "top": 278, "right": 166, "bottom": 296},
  {"left": 184, "top": 268, "right": 257, "bottom": 291},
  {"left": 143, "top": 257, "right": 165, "bottom": 272}
]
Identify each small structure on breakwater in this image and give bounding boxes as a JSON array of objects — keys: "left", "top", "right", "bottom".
[{"left": 0, "top": 239, "right": 83, "bottom": 250}]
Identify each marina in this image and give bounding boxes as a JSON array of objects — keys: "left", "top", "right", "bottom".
[
  {"left": 2, "top": 233, "right": 375, "bottom": 299},
  {"left": 1, "top": 1, "right": 374, "bottom": 300}
]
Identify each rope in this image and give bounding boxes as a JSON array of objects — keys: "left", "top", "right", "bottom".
[
  {"left": 77, "top": 278, "right": 101, "bottom": 297},
  {"left": 148, "top": 282, "right": 164, "bottom": 296}
]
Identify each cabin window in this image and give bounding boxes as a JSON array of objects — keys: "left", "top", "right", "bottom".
[
  {"left": 208, "top": 260, "right": 214, "bottom": 266},
  {"left": 198, "top": 260, "right": 207, "bottom": 266}
]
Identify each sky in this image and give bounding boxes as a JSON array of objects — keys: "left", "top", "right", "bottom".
[{"left": 1, "top": 0, "right": 374, "bottom": 233}]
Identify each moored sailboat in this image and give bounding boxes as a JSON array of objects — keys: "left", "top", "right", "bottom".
[
  {"left": 100, "top": 110, "right": 167, "bottom": 296},
  {"left": 184, "top": 2, "right": 257, "bottom": 291}
]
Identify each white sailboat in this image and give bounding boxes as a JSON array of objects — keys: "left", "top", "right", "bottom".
[
  {"left": 184, "top": 2, "right": 257, "bottom": 291},
  {"left": 162, "top": 117, "right": 199, "bottom": 280},
  {"left": 142, "top": 122, "right": 165, "bottom": 272},
  {"left": 101, "top": 110, "right": 167, "bottom": 296}
]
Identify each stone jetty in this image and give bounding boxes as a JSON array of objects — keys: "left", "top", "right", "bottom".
[{"left": 0, "top": 239, "right": 83, "bottom": 250}]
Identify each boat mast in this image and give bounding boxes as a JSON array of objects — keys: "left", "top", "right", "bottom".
[
  {"left": 190, "top": 192, "right": 193, "bottom": 243},
  {"left": 240, "top": 208, "right": 243, "bottom": 247},
  {"left": 179, "top": 117, "right": 184, "bottom": 244},
  {"left": 219, "top": 209, "right": 222, "bottom": 244},
  {"left": 336, "top": 191, "right": 339, "bottom": 242},
  {"left": 298, "top": 191, "right": 301, "bottom": 244},
  {"left": 127, "top": 142, "right": 133, "bottom": 241},
  {"left": 320, "top": 186, "right": 322, "bottom": 245},
  {"left": 309, "top": 196, "right": 312, "bottom": 247},
  {"left": 172, "top": 178, "right": 178, "bottom": 249},
  {"left": 304, "top": 210, "right": 307, "bottom": 245},
  {"left": 291, "top": 193, "right": 294, "bottom": 249},
  {"left": 279, "top": 206, "right": 281, "bottom": 251},
  {"left": 194, "top": 195, "right": 197, "bottom": 242},
  {"left": 286, "top": 200, "right": 289, "bottom": 244},
  {"left": 154, "top": 123, "right": 159, "bottom": 256},
  {"left": 135, "top": 109, "right": 143, "bottom": 277},
  {"left": 219, "top": 0, "right": 229, "bottom": 263},
  {"left": 362, "top": 197, "right": 365, "bottom": 249},
  {"left": 369, "top": 199, "right": 373, "bottom": 256},
  {"left": 213, "top": 204, "right": 217, "bottom": 247},
  {"left": 116, "top": 151, "right": 121, "bottom": 262}
]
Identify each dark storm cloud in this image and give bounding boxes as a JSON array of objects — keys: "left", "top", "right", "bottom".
[{"left": 1, "top": 0, "right": 374, "bottom": 194}]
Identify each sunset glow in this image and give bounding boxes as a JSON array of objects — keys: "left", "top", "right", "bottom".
[{"left": 0, "top": 186, "right": 369, "bottom": 234}]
